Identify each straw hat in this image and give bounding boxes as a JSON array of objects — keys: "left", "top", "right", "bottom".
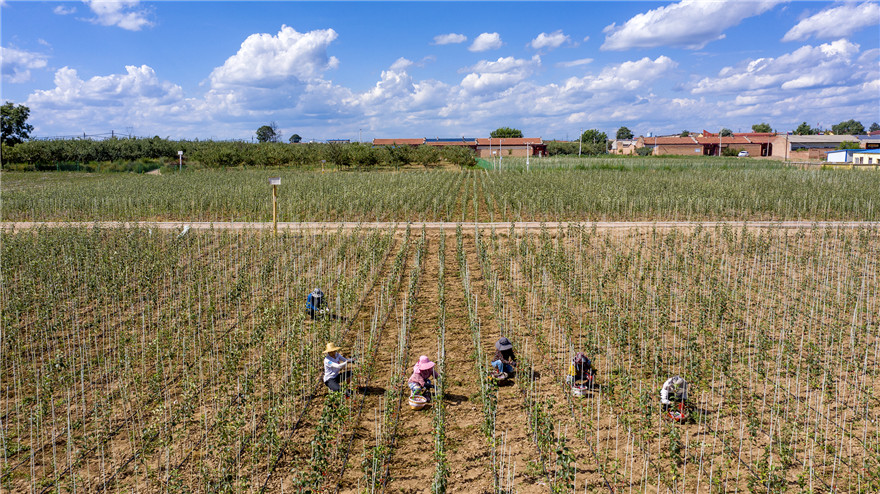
[
  {"left": 415, "top": 355, "right": 435, "bottom": 371},
  {"left": 324, "top": 342, "right": 341, "bottom": 354},
  {"left": 495, "top": 337, "right": 513, "bottom": 351}
]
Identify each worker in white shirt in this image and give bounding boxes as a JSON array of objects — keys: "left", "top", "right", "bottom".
[
  {"left": 660, "top": 376, "right": 688, "bottom": 411},
  {"left": 323, "top": 342, "right": 354, "bottom": 393}
]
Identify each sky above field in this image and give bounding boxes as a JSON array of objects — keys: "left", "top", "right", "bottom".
[{"left": 1, "top": 1, "right": 879, "bottom": 141}]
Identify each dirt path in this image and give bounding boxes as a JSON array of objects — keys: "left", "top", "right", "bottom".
[
  {"left": 460, "top": 231, "right": 546, "bottom": 493},
  {"left": 384, "top": 236, "right": 441, "bottom": 492},
  {"left": 4, "top": 220, "right": 879, "bottom": 231},
  {"left": 335, "top": 236, "right": 415, "bottom": 492},
  {"left": 441, "top": 231, "right": 495, "bottom": 493}
]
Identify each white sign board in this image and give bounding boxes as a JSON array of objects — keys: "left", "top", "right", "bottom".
[{"left": 268, "top": 177, "right": 281, "bottom": 185}]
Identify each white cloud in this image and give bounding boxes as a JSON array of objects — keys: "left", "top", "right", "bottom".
[
  {"left": 53, "top": 5, "right": 76, "bottom": 15},
  {"left": 24, "top": 65, "right": 192, "bottom": 135},
  {"left": 433, "top": 33, "right": 466, "bottom": 45},
  {"left": 469, "top": 32, "right": 503, "bottom": 52},
  {"left": 557, "top": 58, "right": 593, "bottom": 68},
  {"left": 459, "top": 56, "right": 540, "bottom": 94},
  {"left": 783, "top": 2, "right": 880, "bottom": 42},
  {"left": 530, "top": 30, "right": 570, "bottom": 50},
  {"left": 1, "top": 46, "right": 49, "bottom": 83},
  {"left": 209, "top": 25, "right": 339, "bottom": 89},
  {"left": 84, "top": 0, "right": 152, "bottom": 31},
  {"left": 587, "top": 56, "right": 678, "bottom": 91},
  {"left": 602, "top": 0, "right": 780, "bottom": 50},
  {"left": 692, "top": 39, "right": 862, "bottom": 94},
  {"left": 29, "top": 65, "right": 184, "bottom": 108}
]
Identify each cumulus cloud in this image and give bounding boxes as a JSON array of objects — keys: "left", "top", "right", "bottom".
[
  {"left": 602, "top": 0, "right": 780, "bottom": 50},
  {"left": 783, "top": 2, "right": 880, "bottom": 42},
  {"left": 692, "top": 39, "right": 862, "bottom": 94},
  {"left": 24, "top": 65, "right": 192, "bottom": 135},
  {"left": 433, "top": 33, "right": 466, "bottom": 45},
  {"left": 29, "top": 65, "right": 184, "bottom": 108},
  {"left": 1, "top": 46, "right": 49, "bottom": 83},
  {"left": 53, "top": 5, "right": 76, "bottom": 15},
  {"left": 587, "top": 56, "right": 678, "bottom": 91},
  {"left": 469, "top": 32, "right": 503, "bottom": 52},
  {"left": 209, "top": 25, "right": 339, "bottom": 89},
  {"left": 530, "top": 30, "right": 570, "bottom": 50},
  {"left": 459, "top": 55, "right": 540, "bottom": 94},
  {"left": 354, "top": 59, "right": 450, "bottom": 115},
  {"left": 84, "top": 0, "right": 152, "bottom": 31}
]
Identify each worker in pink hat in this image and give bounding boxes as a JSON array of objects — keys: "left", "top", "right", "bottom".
[{"left": 407, "top": 355, "right": 440, "bottom": 398}]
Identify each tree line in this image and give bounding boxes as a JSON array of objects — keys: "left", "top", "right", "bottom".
[{"left": 0, "top": 137, "right": 479, "bottom": 171}]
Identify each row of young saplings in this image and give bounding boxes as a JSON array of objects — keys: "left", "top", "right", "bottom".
[
  {"left": 486, "top": 224, "right": 879, "bottom": 492},
  {"left": 279, "top": 226, "right": 414, "bottom": 491},
  {"left": 0, "top": 226, "right": 396, "bottom": 492}
]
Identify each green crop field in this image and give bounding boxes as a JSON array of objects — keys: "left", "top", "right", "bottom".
[
  {"left": 3, "top": 158, "right": 880, "bottom": 222},
  {"left": 2, "top": 162, "right": 880, "bottom": 492}
]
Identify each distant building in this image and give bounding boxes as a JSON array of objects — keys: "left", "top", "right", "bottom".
[
  {"left": 826, "top": 149, "right": 858, "bottom": 163},
  {"left": 475, "top": 138, "right": 545, "bottom": 158},
  {"left": 855, "top": 134, "right": 880, "bottom": 149},
  {"left": 635, "top": 131, "right": 773, "bottom": 157},
  {"left": 852, "top": 149, "right": 880, "bottom": 169},
  {"left": 611, "top": 139, "right": 637, "bottom": 155},
  {"left": 373, "top": 138, "right": 425, "bottom": 146},
  {"left": 326, "top": 139, "right": 351, "bottom": 144},
  {"left": 425, "top": 137, "right": 478, "bottom": 148},
  {"left": 770, "top": 134, "right": 857, "bottom": 160}
]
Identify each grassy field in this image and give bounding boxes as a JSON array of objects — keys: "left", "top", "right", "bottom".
[
  {"left": 3, "top": 157, "right": 880, "bottom": 222},
  {"left": 3, "top": 159, "right": 880, "bottom": 492}
]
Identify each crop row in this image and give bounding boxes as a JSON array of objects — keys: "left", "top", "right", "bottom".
[{"left": 4, "top": 164, "right": 880, "bottom": 222}]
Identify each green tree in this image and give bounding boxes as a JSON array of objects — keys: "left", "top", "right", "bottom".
[
  {"left": 680, "top": 130, "right": 690, "bottom": 137},
  {"left": 289, "top": 133, "right": 302, "bottom": 143},
  {"left": 720, "top": 128, "right": 733, "bottom": 137},
  {"left": 490, "top": 127, "right": 523, "bottom": 138},
  {"left": 1, "top": 102, "right": 34, "bottom": 146},
  {"left": 751, "top": 122, "right": 772, "bottom": 133},
  {"left": 256, "top": 124, "right": 277, "bottom": 143},
  {"left": 440, "top": 145, "right": 476, "bottom": 168},
  {"left": 836, "top": 141, "right": 860, "bottom": 150},
  {"left": 616, "top": 126, "right": 634, "bottom": 139},
  {"left": 831, "top": 119, "right": 864, "bottom": 135},
  {"left": 794, "top": 122, "right": 816, "bottom": 135},
  {"left": 383, "top": 144, "right": 414, "bottom": 170},
  {"left": 579, "top": 129, "right": 608, "bottom": 155},
  {"left": 869, "top": 122, "right": 880, "bottom": 132},
  {"left": 414, "top": 145, "right": 440, "bottom": 169}
]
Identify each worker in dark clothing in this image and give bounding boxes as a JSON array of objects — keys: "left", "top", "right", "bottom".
[{"left": 490, "top": 337, "right": 517, "bottom": 376}]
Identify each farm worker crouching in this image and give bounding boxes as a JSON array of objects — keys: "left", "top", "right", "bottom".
[
  {"left": 660, "top": 376, "right": 688, "bottom": 411},
  {"left": 307, "top": 288, "right": 327, "bottom": 319},
  {"left": 407, "top": 356, "right": 439, "bottom": 397},
  {"left": 323, "top": 342, "right": 353, "bottom": 394},
  {"left": 491, "top": 337, "right": 517, "bottom": 376},
  {"left": 566, "top": 352, "right": 595, "bottom": 384}
]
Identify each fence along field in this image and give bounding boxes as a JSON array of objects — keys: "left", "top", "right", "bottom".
[
  {"left": 2, "top": 224, "right": 878, "bottom": 492},
  {"left": 3, "top": 161, "right": 880, "bottom": 222}
]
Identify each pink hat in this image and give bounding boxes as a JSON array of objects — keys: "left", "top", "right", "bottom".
[{"left": 415, "top": 355, "right": 435, "bottom": 372}]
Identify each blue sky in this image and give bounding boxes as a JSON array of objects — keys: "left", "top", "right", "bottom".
[{"left": 2, "top": 1, "right": 878, "bottom": 141}]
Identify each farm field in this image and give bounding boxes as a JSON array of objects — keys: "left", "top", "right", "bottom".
[
  {"left": 3, "top": 159, "right": 880, "bottom": 223},
  {"left": 2, "top": 224, "right": 878, "bottom": 493}
]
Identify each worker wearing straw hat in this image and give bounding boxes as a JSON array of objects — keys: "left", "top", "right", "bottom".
[
  {"left": 490, "top": 337, "right": 517, "bottom": 376},
  {"left": 408, "top": 355, "right": 440, "bottom": 398},
  {"left": 323, "top": 342, "right": 354, "bottom": 393}
]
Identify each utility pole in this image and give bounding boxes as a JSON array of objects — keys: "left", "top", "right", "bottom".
[{"left": 578, "top": 128, "right": 583, "bottom": 156}]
